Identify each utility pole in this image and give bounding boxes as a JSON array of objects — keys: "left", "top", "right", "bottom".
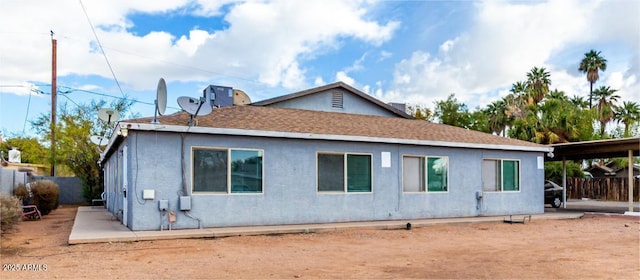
[{"left": 51, "top": 30, "right": 57, "bottom": 176}]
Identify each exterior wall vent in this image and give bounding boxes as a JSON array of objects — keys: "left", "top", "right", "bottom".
[{"left": 332, "top": 92, "right": 343, "bottom": 109}]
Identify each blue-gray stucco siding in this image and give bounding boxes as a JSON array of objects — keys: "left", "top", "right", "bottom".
[
  {"left": 104, "top": 131, "right": 545, "bottom": 230},
  {"left": 264, "top": 89, "right": 399, "bottom": 117}
]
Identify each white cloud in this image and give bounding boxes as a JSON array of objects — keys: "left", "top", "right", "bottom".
[
  {"left": 313, "top": 76, "right": 325, "bottom": 87},
  {"left": 380, "top": 0, "right": 639, "bottom": 109},
  {"left": 335, "top": 71, "right": 355, "bottom": 86},
  {"left": 378, "top": 51, "right": 392, "bottom": 62},
  {"left": 0, "top": 0, "right": 399, "bottom": 96}
]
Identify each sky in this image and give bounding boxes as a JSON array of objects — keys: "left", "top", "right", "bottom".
[{"left": 1, "top": 0, "right": 639, "bottom": 138}]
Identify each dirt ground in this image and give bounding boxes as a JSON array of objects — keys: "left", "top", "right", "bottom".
[{"left": 1, "top": 205, "right": 639, "bottom": 279}]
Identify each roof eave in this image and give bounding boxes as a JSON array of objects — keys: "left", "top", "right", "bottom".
[{"left": 102, "top": 122, "right": 553, "bottom": 155}]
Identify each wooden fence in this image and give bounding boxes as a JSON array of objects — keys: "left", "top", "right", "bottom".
[{"left": 566, "top": 177, "right": 640, "bottom": 201}]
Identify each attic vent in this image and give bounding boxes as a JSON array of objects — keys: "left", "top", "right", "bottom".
[{"left": 332, "top": 92, "right": 343, "bottom": 108}]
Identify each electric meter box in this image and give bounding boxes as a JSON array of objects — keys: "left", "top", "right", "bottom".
[{"left": 179, "top": 196, "right": 191, "bottom": 211}]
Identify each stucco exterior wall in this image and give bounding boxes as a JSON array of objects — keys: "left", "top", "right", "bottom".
[
  {"left": 0, "top": 168, "right": 27, "bottom": 195},
  {"left": 106, "top": 131, "right": 545, "bottom": 230},
  {"left": 264, "top": 89, "right": 399, "bottom": 117}
]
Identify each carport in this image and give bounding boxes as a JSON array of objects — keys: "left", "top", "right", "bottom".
[{"left": 547, "top": 137, "right": 639, "bottom": 213}]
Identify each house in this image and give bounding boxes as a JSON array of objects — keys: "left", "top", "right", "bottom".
[
  {"left": 586, "top": 161, "right": 640, "bottom": 178},
  {"left": 100, "top": 82, "right": 552, "bottom": 230}
]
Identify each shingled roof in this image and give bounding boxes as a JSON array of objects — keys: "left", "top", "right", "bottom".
[{"left": 124, "top": 105, "right": 549, "bottom": 151}]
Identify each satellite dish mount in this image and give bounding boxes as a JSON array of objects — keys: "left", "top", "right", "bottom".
[{"left": 177, "top": 95, "right": 212, "bottom": 126}]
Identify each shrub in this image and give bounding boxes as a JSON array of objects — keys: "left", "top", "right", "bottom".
[
  {"left": 1, "top": 194, "right": 22, "bottom": 232},
  {"left": 13, "top": 184, "right": 29, "bottom": 203},
  {"left": 29, "top": 180, "right": 60, "bottom": 215}
]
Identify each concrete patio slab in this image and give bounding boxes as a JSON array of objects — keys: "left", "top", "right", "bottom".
[{"left": 68, "top": 206, "right": 583, "bottom": 245}]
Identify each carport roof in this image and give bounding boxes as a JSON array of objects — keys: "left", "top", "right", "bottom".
[{"left": 547, "top": 137, "right": 640, "bottom": 161}]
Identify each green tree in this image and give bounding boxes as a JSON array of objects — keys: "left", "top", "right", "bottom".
[
  {"left": 508, "top": 108, "right": 541, "bottom": 143},
  {"left": 615, "top": 101, "right": 640, "bottom": 137},
  {"left": 31, "top": 99, "right": 135, "bottom": 201},
  {"left": 433, "top": 94, "right": 471, "bottom": 128},
  {"left": 569, "top": 95, "right": 589, "bottom": 109},
  {"left": 484, "top": 100, "right": 510, "bottom": 136},
  {"left": 525, "top": 67, "right": 551, "bottom": 104},
  {"left": 467, "top": 109, "right": 491, "bottom": 133},
  {"left": 506, "top": 68, "right": 595, "bottom": 144},
  {"left": 547, "top": 89, "right": 568, "bottom": 101},
  {"left": 407, "top": 104, "right": 434, "bottom": 121},
  {"left": 539, "top": 91, "right": 594, "bottom": 143},
  {"left": 505, "top": 82, "right": 528, "bottom": 119},
  {"left": 544, "top": 161, "right": 584, "bottom": 183},
  {"left": 579, "top": 49, "right": 607, "bottom": 109},
  {"left": 0, "top": 135, "right": 48, "bottom": 165},
  {"left": 592, "top": 86, "right": 620, "bottom": 137}
]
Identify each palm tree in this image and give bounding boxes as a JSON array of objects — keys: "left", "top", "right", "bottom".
[
  {"left": 510, "top": 81, "right": 527, "bottom": 95},
  {"left": 485, "top": 100, "right": 509, "bottom": 136},
  {"left": 547, "top": 89, "right": 568, "bottom": 101},
  {"left": 569, "top": 95, "right": 589, "bottom": 110},
  {"left": 592, "top": 86, "right": 620, "bottom": 137},
  {"left": 525, "top": 67, "right": 551, "bottom": 104},
  {"left": 539, "top": 93, "right": 593, "bottom": 143},
  {"left": 579, "top": 50, "right": 607, "bottom": 109},
  {"left": 505, "top": 82, "right": 528, "bottom": 119},
  {"left": 615, "top": 101, "right": 640, "bottom": 137}
]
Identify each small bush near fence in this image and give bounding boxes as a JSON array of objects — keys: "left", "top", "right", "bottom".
[
  {"left": 13, "top": 184, "right": 29, "bottom": 202},
  {"left": 13, "top": 180, "right": 60, "bottom": 215},
  {"left": 1, "top": 193, "right": 22, "bottom": 232}
]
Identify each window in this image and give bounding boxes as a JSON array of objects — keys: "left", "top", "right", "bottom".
[
  {"left": 402, "top": 156, "right": 448, "bottom": 192},
  {"left": 482, "top": 159, "right": 519, "bottom": 192},
  {"left": 193, "top": 148, "right": 263, "bottom": 193},
  {"left": 317, "top": 153, "right": 371, "bottom": 192}
]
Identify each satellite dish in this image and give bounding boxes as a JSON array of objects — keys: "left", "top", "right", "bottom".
[
  {"left": 98, "top": 108, "right": 120, "bottom": 125},
  {"left": 177, "top": 96, "right": 212, "bottom": 116},
  {"left": 152, "top": 78, "right": 168, "bottom": 124},
  {"left": 233, "top": 89, "right": 251, "bottom": 105},
  {"left": 90, "top": 135, "right": 106, "bottom": 146},
  {"left": 177, "top": 96, "right": 211, "bottom": 126}
]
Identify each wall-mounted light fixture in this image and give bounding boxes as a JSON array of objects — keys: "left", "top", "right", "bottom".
[{"left": 118, "top": 127, "right": 128, "bottom": 137}]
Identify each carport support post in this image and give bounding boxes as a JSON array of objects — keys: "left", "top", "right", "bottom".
[
  {"left": 562, "top": 157, "right": 567, "bottom": 209},
  {"left": 629, "top": 150, "right": 634, "bottom": 212}
]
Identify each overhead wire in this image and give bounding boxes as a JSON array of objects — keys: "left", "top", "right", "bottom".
[
  {"left": 78, "top": 0, "right": 126, "bottom": 98},
  {"left": 59, "top": 93, "right": 81, "bottom": 108},
  {"left": 2, "top": 83, "right": 180, "bottom": 111},
  {"left": 22, "top": 87, "right": 33, "bottom": 134}
]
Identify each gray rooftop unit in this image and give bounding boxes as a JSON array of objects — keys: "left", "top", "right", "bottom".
[
  {"left": 388, "top": 102, "right": 407, "bottom": 113},
  {"left": 203, "top": 85, "right": 234, "bottom": 108}
]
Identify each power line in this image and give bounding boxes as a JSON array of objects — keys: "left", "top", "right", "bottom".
[
  {"left": 36, "top": 83, "right": 180, "bottom": 110},
  {"left": 60, "top": 93, "right": 81, "bottom": 108},
  {"left": 23, "top": 88, "right": 33, "bottom": 134},
  {"left": 78, "top": 0, "right": 126, "bottom": 98}
]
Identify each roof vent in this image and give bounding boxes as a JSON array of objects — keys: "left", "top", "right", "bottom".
[{"left": 332, "top": 92, "right": 343, "bottom": 109}]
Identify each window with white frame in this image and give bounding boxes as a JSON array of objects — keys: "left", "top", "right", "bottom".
[
  {"left": 482, "top": 159, "right": 519, "bottom": 192},
  {"left": 403, "top": 156, "right": 448, "bottom": 192},
  {"left": 192, "top": 148, "right": 263, "bottom": 193},
  {"left": 317, "top": 153, "right": 371, "bottom": 192}
]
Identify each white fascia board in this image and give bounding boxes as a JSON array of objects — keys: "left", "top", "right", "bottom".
[
  {"left": 99, "top": 122, "right": 127, "bottom": 163},
  {"left": 115, "top": 122, "right": 554, "bottom": 153}
]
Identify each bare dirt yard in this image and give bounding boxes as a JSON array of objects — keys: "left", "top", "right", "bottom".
[{"left": 1, "top": 205, "right": 639, "bottom": 279}]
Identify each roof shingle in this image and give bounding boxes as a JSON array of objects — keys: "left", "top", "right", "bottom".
[{"left": 127, "top": 105, "right": 546, "bottom": 149}]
